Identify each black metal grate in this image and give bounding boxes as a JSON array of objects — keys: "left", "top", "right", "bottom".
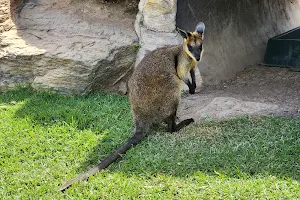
[{"left": 264, "top": 26, "right": 300, "bottom": 71}]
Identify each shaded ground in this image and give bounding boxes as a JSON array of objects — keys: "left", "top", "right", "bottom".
[{"left": 179, "top": 65, "right": 300, "bottom": 121}]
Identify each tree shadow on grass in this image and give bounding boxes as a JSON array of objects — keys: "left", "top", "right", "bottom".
[
  {"left": 1, "top": 87, "right": 299, "bottom": 182},
  {"left": 0, "top": 86, "right": 134, "bottom": 172},
  {"left": 0, "top": 87, "right": 132, "bottom": 131}
]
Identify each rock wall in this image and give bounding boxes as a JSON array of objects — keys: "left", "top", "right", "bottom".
[
  {"left": 177, "top": 0, "right": 300, "bottom": 84},
  {"left": 2, "top": 0, "right": 300, "bottom": 94},
  {"left": 0, "top": 0, "right": 138, "bottom": 95}
]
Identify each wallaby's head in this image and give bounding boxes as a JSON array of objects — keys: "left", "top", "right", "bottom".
[{"left": 177, "top": 22, "right": 205, "bottom": 62}]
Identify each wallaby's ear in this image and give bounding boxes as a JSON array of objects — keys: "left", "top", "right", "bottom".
[
  {"left": 195, "top": 22, "right": 205, "bottom": 35},
  {"left": 176, "top": 27, "right": 191, "bottom": 39}
]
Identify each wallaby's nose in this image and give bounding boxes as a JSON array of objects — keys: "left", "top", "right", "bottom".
[{"left": 196, "top": 57, "right": 200, "bottom": 61}]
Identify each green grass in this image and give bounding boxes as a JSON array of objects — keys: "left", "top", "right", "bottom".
[{"left": 0, "top": 87, "right": 299, "bottom": 199}]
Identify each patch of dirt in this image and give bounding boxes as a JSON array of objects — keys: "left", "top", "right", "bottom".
[{"left": 179, "top": 65, "right": 300, "bottom": 121}]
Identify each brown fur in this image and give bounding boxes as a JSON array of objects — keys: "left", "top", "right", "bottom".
[{"left": 129, "top": 45, "right": 182, "bottom": 125}]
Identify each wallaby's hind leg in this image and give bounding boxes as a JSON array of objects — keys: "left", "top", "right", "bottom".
[
  {"left": 167, "top": 112, "right": 194, "bottom": 133},
  {"left": 175, "top": 118, "right": 194, "bottom": 131}
]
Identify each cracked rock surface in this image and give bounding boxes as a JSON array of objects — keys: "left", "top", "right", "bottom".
[{"left": 0, "top": 0, "right": 138, "bottom": 95}]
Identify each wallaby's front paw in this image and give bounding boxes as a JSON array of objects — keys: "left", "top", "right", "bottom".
[
  {"left": 188, "top": 82, "right": 196, "bottom": 94},
  {"left": 189, "top": 89, "right": 195, "bottom": 94}
]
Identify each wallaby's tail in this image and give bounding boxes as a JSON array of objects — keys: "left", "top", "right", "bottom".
[{"left": 59, "top": 129, "right": 147, "bottom": 192}]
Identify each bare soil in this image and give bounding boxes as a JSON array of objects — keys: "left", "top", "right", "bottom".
[{"left": 179, "top": 65, "right": 300, "bottom": 121}]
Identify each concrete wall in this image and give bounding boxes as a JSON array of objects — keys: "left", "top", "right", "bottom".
[{"left": 177, "top": 0, "right": 300, "bottom": 84}]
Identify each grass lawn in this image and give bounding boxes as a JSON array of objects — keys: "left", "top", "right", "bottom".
[{"left": 0, "top": 87, "right": 299, "bottom": 199}]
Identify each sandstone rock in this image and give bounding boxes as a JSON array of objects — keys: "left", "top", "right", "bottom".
[
  {"left": 0, "top": 0, "right": 138, "bottom": 95},
  {"left": 0, "top": 0, "right": 14, "bottom": 33},
  {"left": 135, "top": 0, "right": 182, "bottom": 65},
  {"left": 141, "top": 0, "right": 177, "bottom": 32}
]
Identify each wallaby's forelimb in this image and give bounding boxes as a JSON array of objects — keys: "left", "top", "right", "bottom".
[
  {"left": 59, "top": 130, "right": 147, "bottom": 192},
  {"left": 184, "top": 68, "right": 196, "bottom": 94},
  {"left": 190, "top": 68, "right": 196, "bottom": 93}
]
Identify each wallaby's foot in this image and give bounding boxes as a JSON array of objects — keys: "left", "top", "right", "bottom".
[
  {"left": 189, "top": 83, "right": 196, "bottom": 94},
  {"left": 185, "top": 80, "right": 196, "bottom": 94},
  {"left": 175, "top": 118, "right": 194, "bottom": 131},
  {"left": 167, "top": 114, "right": 195, "bottom": 133}
]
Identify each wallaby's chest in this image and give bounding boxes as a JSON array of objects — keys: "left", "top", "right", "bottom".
[{"left": 176, "top": 58, "right": 197, "bottom": 80}]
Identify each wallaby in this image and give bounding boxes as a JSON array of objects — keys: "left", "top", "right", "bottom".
[
  {"left": 180, "top": 27, "right": 204, "bottom": 94},
  {"left": 59, "top": 22, "right": 205, "bottom": 192}
]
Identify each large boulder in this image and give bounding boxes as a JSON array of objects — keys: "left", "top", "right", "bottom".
[{"left": 0, "top": 0, "right": 138, "bottom": 95}]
